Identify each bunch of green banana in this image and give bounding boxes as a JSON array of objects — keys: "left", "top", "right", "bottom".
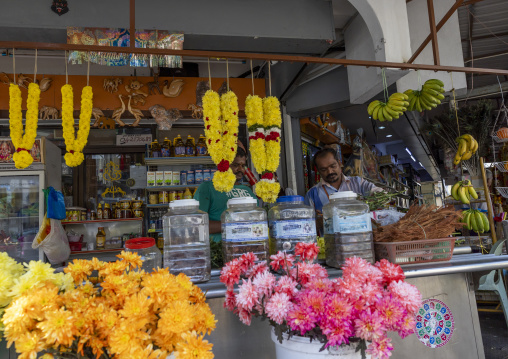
[
  {"left": 453, "top": 134, "right": 478, "bottom": 165},
  {"left": 404, "top": 79, "right": 446, "bottom": 112},
  {"left": 461, "top": 209, "right": 490, "bottom": 233},
  {"left": 367, "top": 93, "right": 409, "bottom": 121},
  {"left": 451, "top": 179, "right": 478, "bottom": 205}
]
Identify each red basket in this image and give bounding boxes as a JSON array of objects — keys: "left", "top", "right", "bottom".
[{"left": 374, "top": 238, "right": 455, "bottom": 265}]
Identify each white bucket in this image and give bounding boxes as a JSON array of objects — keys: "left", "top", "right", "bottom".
[{"left": 271, "top": 330, "right": 370, "bottom": 359}]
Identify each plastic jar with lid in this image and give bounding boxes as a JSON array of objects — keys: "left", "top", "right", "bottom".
[
  {"left": 124, "top": 237, "right": 162, "bottom": 272},
  {"left": 322, "top": 191, "right": 374, "bottom": 268},
  {"left": 222, "top": 197, "right": 268, "bottom": 263},
  {"left": 163, "top": 199, "right": 210, "bottom": 283},
  {"left": 268, "top": 195, "right": 317, "bottom": 255}
]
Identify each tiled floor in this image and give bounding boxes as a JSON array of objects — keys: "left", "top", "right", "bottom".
[{"left": 479, "top": 308, "right": 508, "bottom": 359}]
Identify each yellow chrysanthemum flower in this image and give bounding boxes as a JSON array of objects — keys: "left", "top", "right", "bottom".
[
  {"left": 12, "top": 331, "right": 46, "bottom": 359},
  {"left": 37, "top": 308, "right": 77, "bottom": 347},
  {"left": 159, "top": 301, "right": 196, "bottom": 336},
  {"left": 117, "top": 250, "right": 143, "bottom": 270},
  {"left": 64, "top": 259, "right": 93, "bottom": 284}
]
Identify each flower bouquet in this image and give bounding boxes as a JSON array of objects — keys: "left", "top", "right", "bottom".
[
  {"left": 2, "top": 252, "right": 216, "bottom": 359},
  {"left": 220, "top": 243, "right": 422, "bottom": 359}
]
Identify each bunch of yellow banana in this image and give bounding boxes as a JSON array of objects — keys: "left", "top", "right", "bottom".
[
  {"left": 404, "top": 79, "right": 446, "bottom": 112},
  {"left": 451, "top": 179, "right": 478, "bottom": 205},
  {"left": 453, "top": 134, "right": 478, "bottom": 165},
  {"left": 367, "top": 93, "right": 409, "bottom": 122},
  {"left": 461, "top": 209, "right": 490, "bottom": 233}
]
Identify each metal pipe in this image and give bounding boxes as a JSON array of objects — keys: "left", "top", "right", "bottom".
[{"left": 1, "top": 41, "right": 508, "bottom": 76}]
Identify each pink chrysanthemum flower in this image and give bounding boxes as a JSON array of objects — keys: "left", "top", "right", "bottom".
[
  {"left": 376, "top": 259, "right": 405, "bottom": 285},
  {"left": 291, "top": 262, "right": 328, "bottom": 285},
  {"left": 245, "top": 262, "right": 269, "bottom": 279},
  {"left": 274, "top": 276, "right": 298, "bottom": 298},
  {"left": 269, "top": 252, "right": 295, "bottom": 272},
  {"left": 322, "top": 322, "right": 353, "bottom": 348},
  {"left": 265, "top": 292, "right": 293, "bottom": 324},
  {"left": 237, "top": 308, "right": 252, "bottom": 325},
  {"left": 286, "top": 306, "right": 317, "bottom": 335},
  {"left": 366, "top": 336, "right": 394, "bottom": 359},
  {"left": 375, "top": 296, "right": 405, "bottom": 330},
  {"left": 238, "top": 252, "right": 258, "bottom": 272},
  {"left": 224, "top": 288, "right": 237, "bottom": 311},
  {"left": 342, "top": 257, "right": 374, "bottom": 284},
  {"left": 252, "top": 270, "right": 276, "bottom": 298},
  {"left": 299, "top": 289, "right": 326, "bottom": 318},
  {"left": 354, "top": 308, "right": 386, "bottom": 341},
  {"left": 361, "top": 281, "right": 383, "bottom": 306},
  {"left": 295, "top": 242, "right": 320, "bottom": 262},
  {"left": 388, "top": 280, "right": 422, "bottom": 315},
  {"left": 397, "top": 312, "right": 416, "bottom": 339},
  {"left": 335, "top": 277, "right": 363, "bottom": 300},
  {"left": 324, "top": 293, "right": 353, "bottom": 326},
  {"left": 303, "top": 277, "right": 333, "bottom": 293},
  {"left": 220, "top": 258, "right": 242, "bottom": 287},
  {"left": 236, "top": 279, "right": 259, "bottom": 311}
]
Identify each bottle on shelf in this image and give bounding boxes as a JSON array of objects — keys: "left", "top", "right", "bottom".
[
  {"left": 185, "top": 135, "right": 196, "bottom": 157},
  {"left": 97, "top": 203, "right": 103, "bottom": 220},
  {"left": 183, "top": 188, "right": 192, "bottom": 199},
  {"left": 161, "top": 137, "right": 172, "bottom": 158},
  {"left": 150, "top": 139, "right": 161, "bottom": 158},
  {"left": 173, "top": 135, "right": 186, "bottom": 157},
  {"left": 96, "top": 227, "right": 106, "bottom": 249},
  {"left": 103, "top": 203, "right": 112, "bottom": 220},
  {"left": 196, "top": 134, "right": 208, "bottom": 156}
]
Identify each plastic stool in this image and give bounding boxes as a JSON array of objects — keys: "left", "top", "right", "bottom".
[{"left": 478, "top": 239, "right": 508, "bottom": 328}]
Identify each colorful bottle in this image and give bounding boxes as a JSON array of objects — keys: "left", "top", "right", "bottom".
[
  {"left": 97, "top": 203, "right": 103, "bottom": 220},
  {"left": 103, "top": 203, "right": 112, "bottom": 220},
  {"left": 150, "top": 140, "right": 161, "bottom": 158},
  {"left": 96, "top": 227, "right": 106, "bottom": 249},
  {"left": 161, "top": 137, "right": 172, "bottom": 157},
  {"left": 185, "top": 135, "right": 196, "bottom": 157},
  {"left": 183, "top": 188, "right": 192, "bottom": 199},
  {"left": 196, "top": 134, "right": 208, "bottom": 156},
  {"left": 173, "top": 135, "right": 186, "bottom": 157}
]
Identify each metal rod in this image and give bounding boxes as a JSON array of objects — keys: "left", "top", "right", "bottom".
[
  {"left": 1, "top": 41, "right": 508, "bottom": 76},
  {"left": 427, "top": 0, "right": 440, "bottom": 65},
  {"left": 408, "top": 0, "right": 464, "bottom": 64},
  {"left": 130, "top": 0, "right": 135, "bottom": 49},
  {"left": 480, "top": 157, "right": 497, "bottom": 244}
]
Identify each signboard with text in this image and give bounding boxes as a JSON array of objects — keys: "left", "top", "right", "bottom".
[{"left": 116, "top": 134, "right": 152, "bottom": 146}]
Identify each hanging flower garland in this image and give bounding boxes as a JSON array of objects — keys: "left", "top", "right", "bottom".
[
  {"left": 202, "top": 90, "right": 239, "bottom": 192},
  {"left": 246, "top": 95, "right": 282, "bottom": 203},
  {"left": 61, "top": 84, "right": 93, "bottom": 167},
  {"left": 9, "top": 83, "right": 41, "bottom": 169}
]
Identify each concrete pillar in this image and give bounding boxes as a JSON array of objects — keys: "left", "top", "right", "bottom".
[
  {"left": 396, "top": 0, "right": 467, "bottom": 94},
  {"left": 345, "top": 0, "right": 412, "bottom": 104}
]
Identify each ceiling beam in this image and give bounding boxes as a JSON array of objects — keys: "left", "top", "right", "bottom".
[
  {"left": 464, "top": 50, "right": 508, "bottom": 63},
  {"left": 461, "top": 31, "right": 508, "bottom": 42},
  {"left": 408, "top": 0, "right": 464, "bottom": 64},
  {"left": 426, "top": 0, "right": 440, "bottom": 65},
  {"left": 1, "top": 40, "right": 508, "bottom": 76}
]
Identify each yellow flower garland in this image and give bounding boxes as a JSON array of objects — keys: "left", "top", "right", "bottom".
[
  {"left": 202, "top": 90, "right": 239, "bottom": 193},
  {"left": 9, "top": 83, "right": 41, "bottom": 169},
  {"left": 61, "top": 84, "right": 93, "bottom": 167},
  {"left": 245, "top": 95, "right": 282, "bottom": 203}
]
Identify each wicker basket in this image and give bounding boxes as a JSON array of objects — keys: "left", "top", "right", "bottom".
[{"left": 374, "top": 238, "right": 455, "bottom": 265}]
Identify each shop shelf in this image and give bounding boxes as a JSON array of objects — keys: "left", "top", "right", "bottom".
[
  {"left": 144, "top": 156, "right": 214, "bottom": 166},
  {"left": 62, "top": 218, "right": 142, "bottom": 225},
  {"left": 146, "top": 185, "right": 199, "bottom": 191},
  {"left": 146, "top": 204, "right": 170, "bottom": 208},
  {"left": 496, "top": 187, "right": 508, "bottom": 199},
  {"left": 492, "top": 134, "right": 508, "bottom": 143},
  {"left": 494, "top": 161, "right": 508, "bottom": 173},
  {"left": 0, "top": 216, "right": 39, "bottom": 220},
  {"left": 70, "top": 248, "right": 123, "bottom": 255}
]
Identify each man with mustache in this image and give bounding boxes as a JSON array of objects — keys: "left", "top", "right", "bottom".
[
  {"left": 194, "top": 142, "right": 255, "bottom": 243},
  {"left": 304, "top": 148, "right": 382, "bottom": 214}
]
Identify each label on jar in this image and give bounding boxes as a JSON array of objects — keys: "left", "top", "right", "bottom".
[
  {"left": 325, "top": 213, "right": 372, "bottom": 234},
  {"left": 196, "top": 145, "right": 207, "bottom": 156},
  {"left": 271, "top": 219, "right": 317, "bottom": 239},
  {"left": 161, "top": 148, "right": 171, "bottom": 157},
  {"left": 224, "top": 221, "right": 268, "bottom": 242},
  {"left": 174, "top": 146, "right": 186, "bottom": 156},
  {"left": 186, "top": 146, "right": 195, "bottom": 156}
]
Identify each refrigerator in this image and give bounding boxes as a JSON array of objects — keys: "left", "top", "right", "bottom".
[{"left": 0, "top": 137, "right": 61, "bottom": 263}]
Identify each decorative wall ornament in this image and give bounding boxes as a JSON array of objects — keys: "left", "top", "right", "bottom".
[
  {"left": 39, "top": 106, "right": 59, "bottom": 120},
  {"left": 51, "top": 0, "right": 69, "bottom": 16},
  {"left": 146, "top": 69, "right": 162, "bottom": 95},
  {"left": 103, "top": 78, "right": 122, "bottom": 93},
  {"left": 111, "top": 96, "right": 127, "bottom": 127},
  {"left": 162, "top": 79, "right": 184, "bottom": 98},
  {"left": 124, "top": 79, "right": 148, "bottom": 106},
  {"left": 16, "top": 74, "right": 33, "bottom": 90},
  {"left": 102, "top": 161, "right": 126, "bottom": 198},
  {"left": 126, "top": 95, "right": 143, "bottom": 127},
  {"left": 149, "top": 105, "right": 181, "bottom": 130},
  {"left": 187, "top": 104, "right": 203, "bottom": 119},
  {"left": 196, "top": 81, "right": 210, "bottom": 107},
  {"left": 38, "top": 77, "right": 53, "bottom": 92}
]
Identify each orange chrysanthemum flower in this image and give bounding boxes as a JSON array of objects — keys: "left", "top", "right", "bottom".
[
  {"left": 158, "top": 301, "right": 195, "bottom": 336},
  {"left": 176, "top": 331, "right": 214, "bottom": 359},
  {"left": 12, "top": 331, "right": 46, "bottom": 359},
  {"left": 64, "top": 259, "right": 93, "bottom": 284},
  {"left": 37, "top": 308, "right": 77, "bottom": 347},
  {"left": 117, "top": 250, "right": 143, "bottom": 270}
]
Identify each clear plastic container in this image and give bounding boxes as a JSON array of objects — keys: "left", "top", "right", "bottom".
[
  {"left": 322, "top": 191, "right": 374, "bottom": 268},
  {"left": 222, "top": 197, "right": 268, "bottom": 262},
  {"left": 268, "top": 195, "right": 316, "bottom": 255},
  {"left": 163, "top": 199, "right": 211, "bottom": 283},
  {"left": 124, "top": 237, "right": 162, "bottom": 272}
]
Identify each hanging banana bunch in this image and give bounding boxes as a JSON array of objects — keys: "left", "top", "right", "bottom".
[
  {"left": 453, "top": 134, "right": 478, "bottom": 165},
  {"left": 367, "top": 93, "right": 409, "bottom": 122},
  {"left": 451, "top": 179, "right": 478, "bottom": 205},
  {"left": 405, "top": 79, "right": 446, "bottom": 112},
  {"left": 461, "top": 209, "right": 490, "bottom": 233}
]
